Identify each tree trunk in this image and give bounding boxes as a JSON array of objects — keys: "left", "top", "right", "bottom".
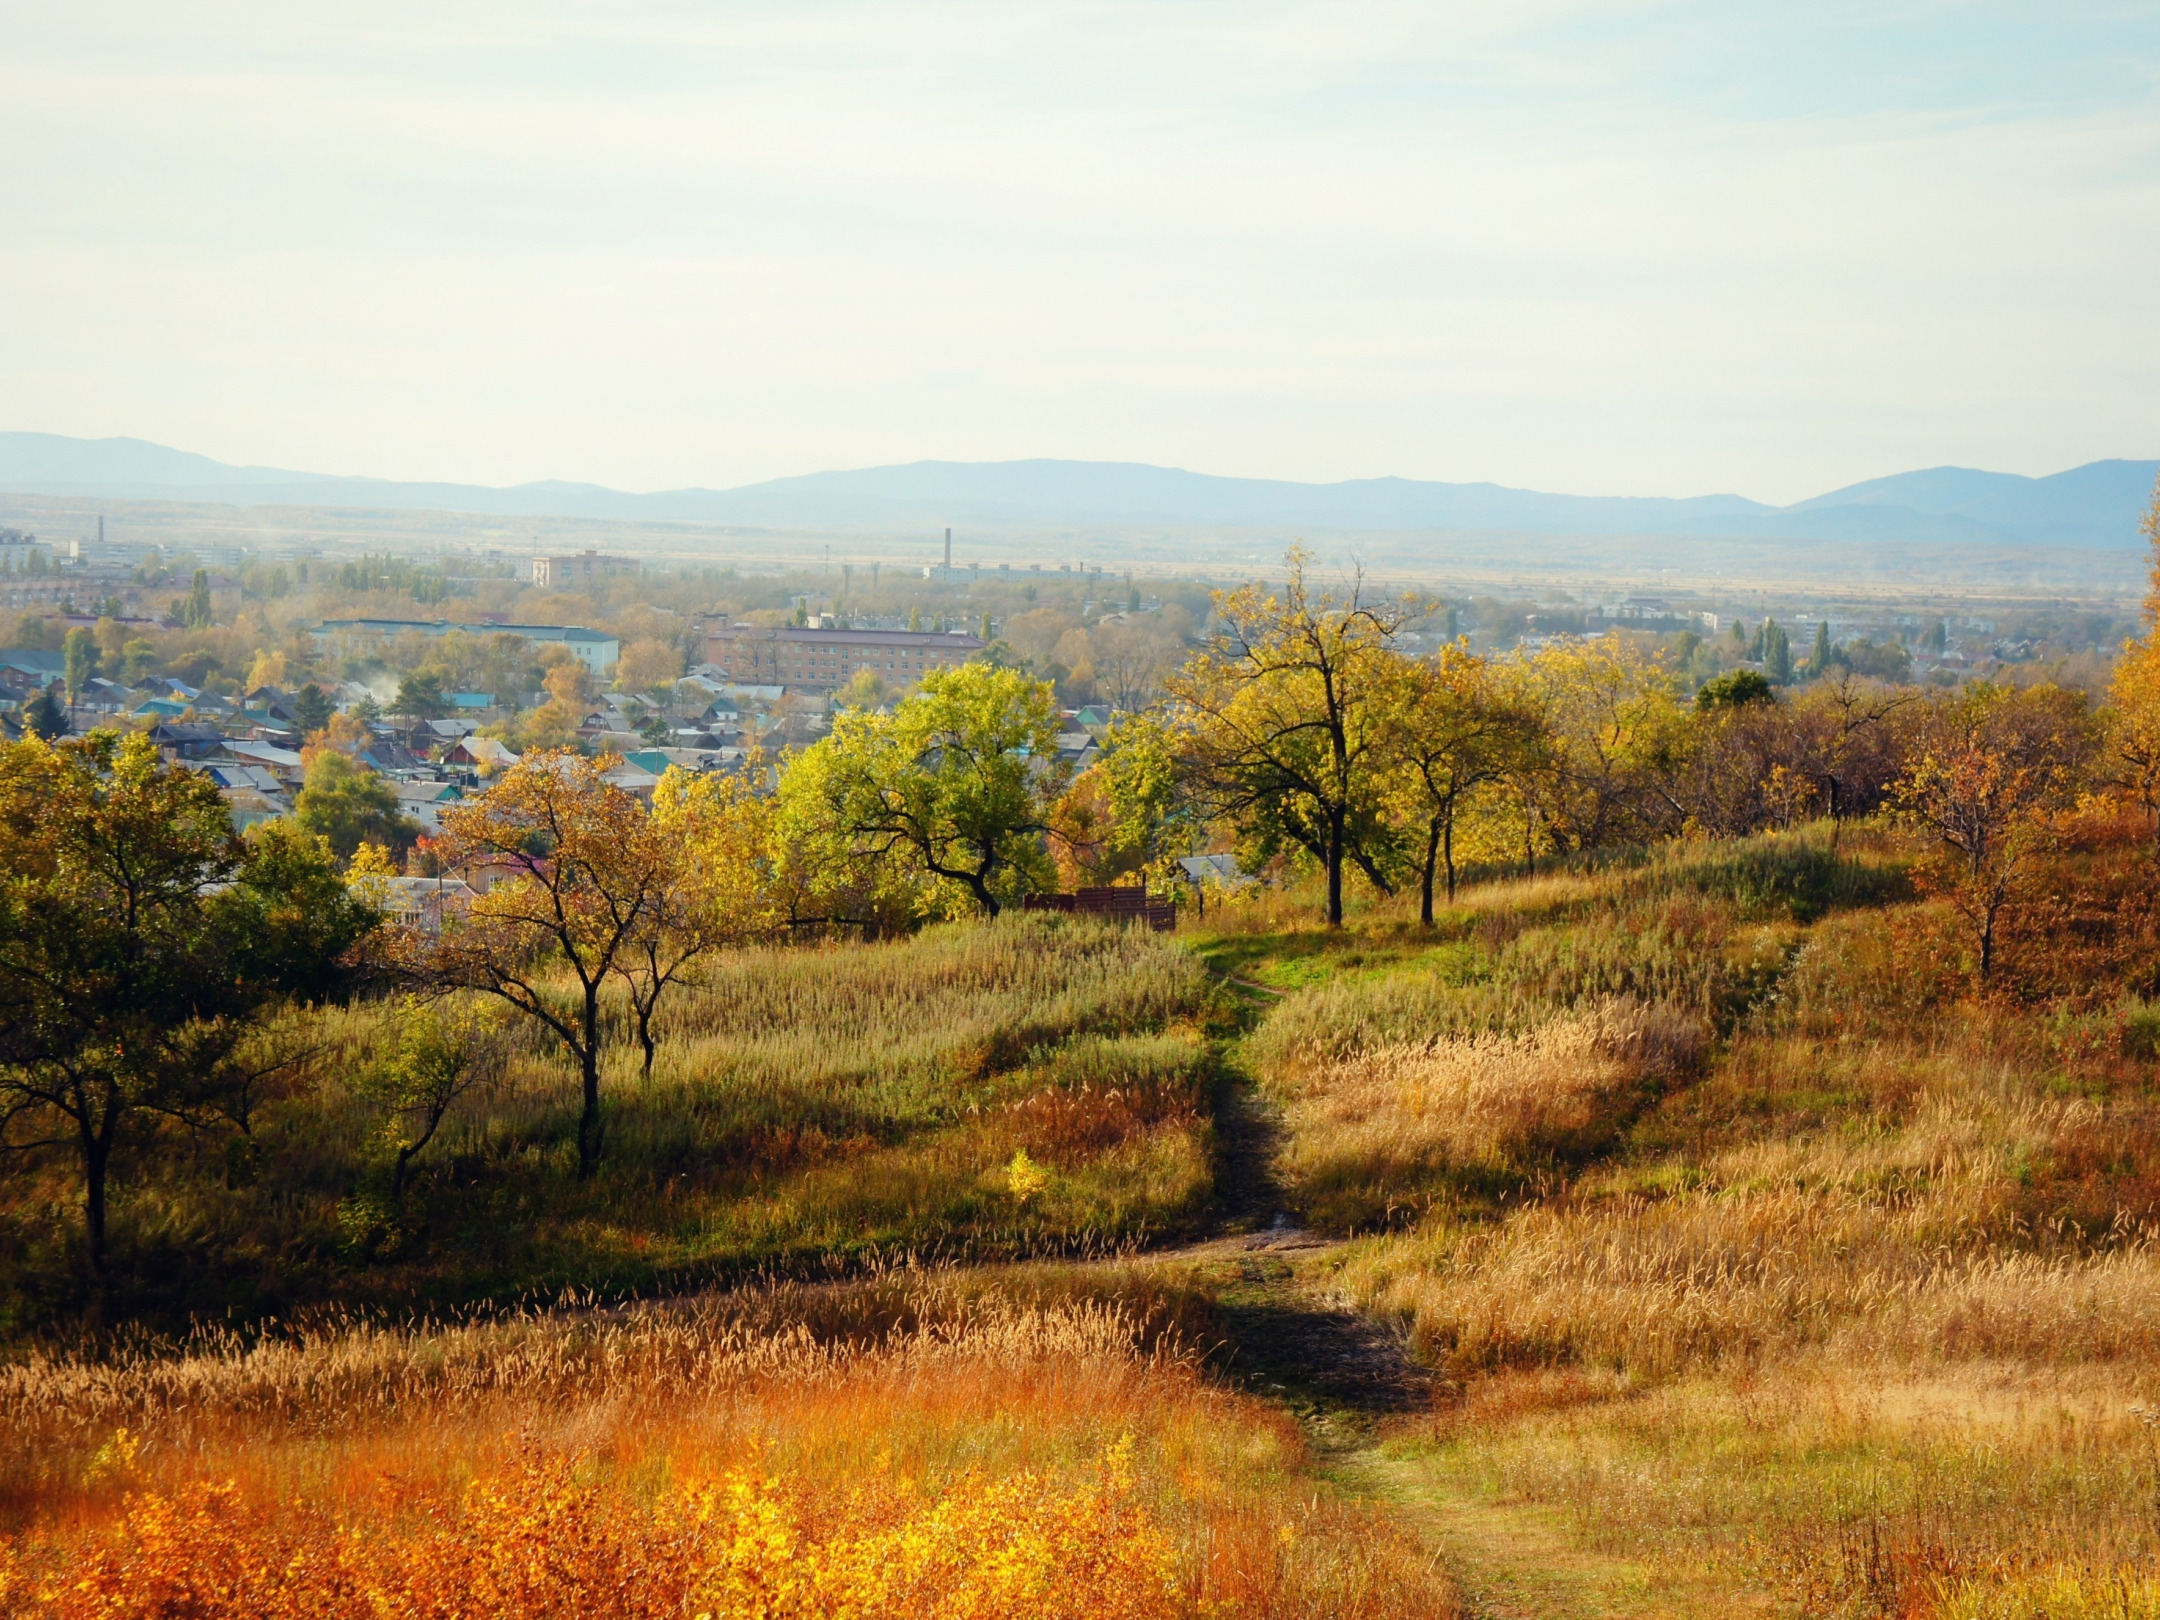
[
  {"left": 1443, "top": 812, "right": 1459, "bottom": 903},
  {"left": 1325, "top": 809, "right": 1345, "bottom": 927},
  {"left": 83, "top": 1127, "right": 110, "bottom": 1275},
  {"left": 76, "top": 1084, "right": 123, "bottom": 1277},
  {"left": 1420, "top": 818, "right": 1441, "bottom": 928},
  {"left": 634, "top": 993, "right": 658, "bottom": 1079},
  {"left": 576, "top": 984, "right": 603, "bottom": 1180}
]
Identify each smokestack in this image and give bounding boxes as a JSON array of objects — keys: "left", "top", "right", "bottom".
[
  {"left": 943, "top": 528, "right": 952, "bottom": 570},
  {"left": 97, "top": 515, "right": 104, "bottom": 546}
]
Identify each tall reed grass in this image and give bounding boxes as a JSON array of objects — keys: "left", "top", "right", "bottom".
[
  {"left": 0, "top": 1271, "right": 1461, "bottom": 1618},
  {"left": 1272, "top": 1000, "right": 1703, "bottom": 1228}
]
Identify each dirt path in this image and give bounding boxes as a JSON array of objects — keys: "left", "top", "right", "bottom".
[{"left": 1174, "top": 1212, "right": 1776, "bottom": 1617}]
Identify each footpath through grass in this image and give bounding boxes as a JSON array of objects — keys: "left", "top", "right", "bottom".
[{"left": 1192, "top": 822, "right": 2160, "bottom": 1619}]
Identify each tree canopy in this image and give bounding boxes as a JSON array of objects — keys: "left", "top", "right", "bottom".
[
  {"left": 296, "top": 749, "right": 419, "bottom": 866},
  {"left": 1165, "top": 549, "right": 1410, "bottom": 927},
  {"left": 0, "top": 732, "right": 375, "bottom": 1269},
  {"left": 414, "top": 750, "right": 686, "bottom": 1177},
  {"left": 779, "top": 664, "right": 1065, "bottom": 921}
]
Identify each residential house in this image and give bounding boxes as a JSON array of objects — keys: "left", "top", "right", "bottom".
[
  {"left": 218, "top": 738, "right": 307, "bottom": 790},
  {"left": 0, "top": 649, "right": 65, "bottom": 689},
  {"left": 392, "top": 780, "right": 463, "bottom": 834},
  {"left": 600, "top": 760, "right": 660, "bottom": 801},
  {"left": 78, "top": 677, "right": 133, "bottom": 715},
  {"left": 448, "top": 736, "right": 520, "bottom": 772},
  {"left": 0, "top": 667, "right": 53, "bottom": 707},
  {"left": 218, "top": 786, "right": 286, "bottom": 831},
  {"left": 356, "top": 738, "right": 428, "bottom": 774},
  {"left": 148, "top": 722, "right": 227, "bottom": 760},
  {"left": 242, "top": 685, "right": 303, "bottom": 725},
  {"left": 622, "top": 746, "right": 743, "bottom": 777}
]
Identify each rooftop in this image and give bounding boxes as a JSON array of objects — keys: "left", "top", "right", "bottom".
[
  {"left": 711, "top": 625, "right": 985, "bottom": 648},
  {"left": 314, "top": 619, "right": 616, "bottom": 643}
]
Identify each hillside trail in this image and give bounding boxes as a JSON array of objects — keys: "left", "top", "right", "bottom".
[{"left": 1144, "top": 976, "right": 1775, "bottom": 1620}]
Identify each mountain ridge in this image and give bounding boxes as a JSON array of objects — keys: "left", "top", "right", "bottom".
[{"left": 0, "top": 432, "right": 2151, "bottom": 549}]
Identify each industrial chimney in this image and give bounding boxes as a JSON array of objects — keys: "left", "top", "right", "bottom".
[{"left": 943, "top": 527, "right": 952, "bottom": 570}]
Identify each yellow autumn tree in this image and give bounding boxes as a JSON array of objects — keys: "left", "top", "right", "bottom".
[
  {"left": 627, "top": 760, "right": 786, "bottom": 1074},
  {"left": 1511, "top": 635, "right": 1691, "bottom": 854},
  {"left": 1165, "top": 548, "right": 1411, "bottom": 926},
  {"left": 1894, "top": 683, "right": 2097, "bottom": 981},
  {"left": 1375, "top": 643, "right": 1545, "bottom": 921}
]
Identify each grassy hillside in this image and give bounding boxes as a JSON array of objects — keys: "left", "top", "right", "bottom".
[
  {"left": 1200, "top": 820, "right": 2160, "bottom": 1615},
  {"left": 12, "top": 817, "right": 2160, "bottom": 1615},
  {"left": 0, "top": 916, "right": 1223, "bottom": 1329}
]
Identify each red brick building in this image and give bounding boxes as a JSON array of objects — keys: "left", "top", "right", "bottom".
[{"left": 703, "top": 624, "right": 985, "bottom": 690}]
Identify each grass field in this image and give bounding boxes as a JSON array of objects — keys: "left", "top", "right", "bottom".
[
  {"left": 0, "top": 916, "right": 1223, "bottom": 1327},
  {"left": 0, "top": 1268, "right": 1460, "bottom": 1618},
  {"left": 1195, "top": 824, "right": 2160, "bottom": 1616},
  {"left": 10, "top": 821, "right": 2160, "bottom": 1615}
]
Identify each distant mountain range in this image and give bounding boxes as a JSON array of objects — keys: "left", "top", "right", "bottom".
[{"left": 0, "top": 432, "right": 2152, "bottom": 550}]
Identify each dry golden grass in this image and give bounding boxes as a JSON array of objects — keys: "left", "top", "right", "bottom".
[
  {"left": 1232, "top": 827, "right": 2160, "bottom": 1615},
  {"left": 1273, "top": 1000, "right": 1703, "bottom": 1227},
  {"left": 1341, "top": 1185, "right": 2160, "bottom": 1380},
  {"left": 1411, "top": 1358, "right": 2160, "bottom": 1617},
  {"left": 0, "top": 1271, "right": 1462, "bottom": 1618}
]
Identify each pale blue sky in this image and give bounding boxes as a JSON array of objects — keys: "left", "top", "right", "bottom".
[{"left": 2, "top": 2, "right": 2155, "bottom": 502}]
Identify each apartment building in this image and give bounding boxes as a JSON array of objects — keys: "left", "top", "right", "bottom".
[
  {"left": 531, "top": 550, "right": 636, "bottom": 588},
  {"left": 313, "top": 619, "right": 620, "bottom": 674}
]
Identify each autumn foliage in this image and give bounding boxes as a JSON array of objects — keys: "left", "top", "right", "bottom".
[
  {"left": 1, "top": 1446, "right": 1184, "bottom": 1620},
  {"left": 0, "top": 1280, "right": 1462, "bottom": 1620}
]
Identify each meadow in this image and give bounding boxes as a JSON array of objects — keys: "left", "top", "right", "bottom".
[
  {"left": 0, "top": 1269, "right": 1459, "bottom": 1618},
  {"left": 1201, "top": 819, "right": 2160, "bottom": 1616},
  {"left": 0, "top": 916, "right": 1223, "bottom": 1327},
  {"left": 11, "top": 818, "right": 2160, "bottom": 1615}
]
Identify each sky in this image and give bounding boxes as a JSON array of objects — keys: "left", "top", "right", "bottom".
[{"left": 1, "top": 1, "right": 2156, "bottom": 504}]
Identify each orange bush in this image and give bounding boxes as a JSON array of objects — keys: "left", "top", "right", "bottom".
[{"left": 2, "top": 1442, "right": 1185, "bottom": 1620}]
